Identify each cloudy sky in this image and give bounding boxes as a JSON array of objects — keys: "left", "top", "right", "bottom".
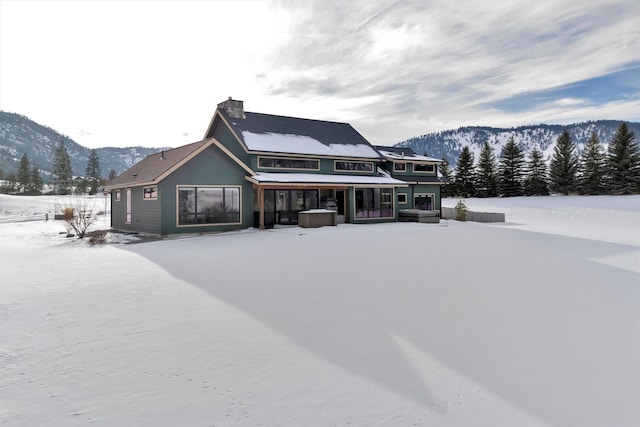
[{"left": 1, "top": 0, "right": 639, "bottom": 149}]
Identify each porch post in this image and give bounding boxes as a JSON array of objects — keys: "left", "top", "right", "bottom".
[{"left": 259, "top": 186, "right": 265, "bottom": 229}]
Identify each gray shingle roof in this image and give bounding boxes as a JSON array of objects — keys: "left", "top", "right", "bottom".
[
  {"left": 104, "top": 139, "right": 210, "bottom": 189},
  {"left": 221, "top": 111, "right": 382, "bottom": 159}
]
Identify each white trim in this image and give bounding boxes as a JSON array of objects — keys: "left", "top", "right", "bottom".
[
  {"left": 414, "top": 192, "right": 435, "bottom": 210},
  {"left": 413, "top": 164, "right": 435, "bottom": 173},
  {"left": 398, "top": 193, "right": 408, "bottom": 204},
  {"left": 114, "top": 190, "right": 121, "bottom": 202},
  {"left": 125, "top": 188, "right": 132, "bottom": 224},
  {"left": 394, "top": 162, "right": 407, "bottom": 172}
]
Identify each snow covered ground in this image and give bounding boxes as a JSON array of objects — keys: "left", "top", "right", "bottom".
[{"left": 1, "top": 194, "right": 638, "bottom": 426}]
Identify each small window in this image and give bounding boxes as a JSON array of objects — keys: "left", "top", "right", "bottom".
[
  {"left": 394, "top": 162, "right": 406, "bottom": 171},
  {"left": 414, "top": 164, "right": 435, "bottom": 173},
  {"left": 398, "top": 193, "right": 407, "bottom": 204},
  {"left": 114, "top": 190, "right": 121, "bottom": 201},
  {"left": 143, "top": 186, "right": 158, "bottom": 200}
]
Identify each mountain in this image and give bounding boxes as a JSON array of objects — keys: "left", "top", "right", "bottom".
[
  {"left": 395, "top": 120, "right": 640, "bottom": 166},
  {"left": 0, "top": 111, "right": 165, "bottom": 181}
]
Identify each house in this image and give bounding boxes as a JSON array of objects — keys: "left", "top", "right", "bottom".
[
  {"left": 374, "top": 146, "right": 443, "bottom": 212},
  {"left": 105, "top": 98, "right": 442, "bottom": 235}
]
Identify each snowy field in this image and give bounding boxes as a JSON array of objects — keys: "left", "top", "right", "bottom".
[{"left": 0, "top": 194, "right": 638, "bottom": 426}]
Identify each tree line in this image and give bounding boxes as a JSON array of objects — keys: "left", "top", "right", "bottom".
[
  {"left": 441, "top": 122, "right": 639, "bottom": 198},
  {"left": 0, "top": 139, "right": 118, "bottom": 195}
]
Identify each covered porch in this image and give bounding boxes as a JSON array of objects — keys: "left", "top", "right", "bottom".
[{"left": 247, "top": 173, "right": 407, "bottom": 229}]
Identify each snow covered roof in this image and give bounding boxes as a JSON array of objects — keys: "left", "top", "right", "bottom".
[
  {"left": 221, "top": 111, "right": 383, "bottom": 159},
  {"left": 374, "top": 146, "right": 442, "bottom": 163},
  {"left": 247, "top": 172, "right": 407, "bottom": 186}
]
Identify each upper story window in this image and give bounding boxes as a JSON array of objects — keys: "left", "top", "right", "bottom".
[
  {"left": 414, "top": 164, "right": 435, "bottom": 173},
  {"left": 258, "top": 157, "right": 319, "bottom": 170},
  {"left": 394, "top": 162, "right": 406, "bottom": 171},
  {"left": 335, "top": 161, "right": 374, "bottom": 172},
  {"left": 143, "top": 186, "right": 158, "bottom": 200}
]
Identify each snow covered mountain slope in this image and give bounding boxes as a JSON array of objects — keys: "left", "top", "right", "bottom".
[
  {"left": 396, "top": 120, "right": 640, "bottom": 165},
  {"left": 0, "top": 111, "right": 165, "bottom": 180}
]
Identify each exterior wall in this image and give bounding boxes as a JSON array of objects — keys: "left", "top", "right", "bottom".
[
  {"left": 211, "top": 118, "right": 252, "bottom": 166},
  {"left": 110, "top": 186, "right": 161, "bottom": 234},
  {"left": 159, "top": 144, "right": 253, "bottom": 235}
]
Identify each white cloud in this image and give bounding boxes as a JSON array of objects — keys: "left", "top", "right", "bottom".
[{"left": 0, "top": 0, "right": 638, "bottom": 149}]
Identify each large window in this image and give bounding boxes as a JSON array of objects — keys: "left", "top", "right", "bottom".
[
  {"left": 414, "top": 164, "right": 435, "bottom": 173},
  {"left": 355, "top": 188, "right": 393, "bottom": 218},
  {"left": 335, "top": 161, "right": 374, "bottom": 172},
  {"left": 258, "top": 157, "right": 319, "bottom": 170},
  {"left": 178, "top": 186, "right": 241, "bottom": 225}
]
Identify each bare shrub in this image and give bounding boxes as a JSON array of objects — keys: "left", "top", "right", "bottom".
[{"left": 57, "top": 198, "right": 97, "bottom": 239}]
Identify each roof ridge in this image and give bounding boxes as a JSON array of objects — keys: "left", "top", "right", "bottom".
[{"left": 243, "top": 111, "right": 351, "bottom": 126}]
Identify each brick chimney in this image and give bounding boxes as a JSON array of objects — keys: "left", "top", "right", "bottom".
[{"left": 217, "top": 97, "right": 245, "bottom": 119}]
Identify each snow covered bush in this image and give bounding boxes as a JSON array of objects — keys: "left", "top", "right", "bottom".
[{"left": 455, "top": 199, "right": 468, "bottom": 221}]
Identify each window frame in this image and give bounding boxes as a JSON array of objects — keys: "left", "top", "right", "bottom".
[
  {"left": 398, "top": 193, "right": 408, "bottom": 204},
  {"left": 394, "top": 162, "right": 407, "bottom": 172},
  {"left": 114, "top": 190, "right": 121, "bottom": 201},
  {"left": 414, "top": 163, "right": 435, "bottom": 173},
  {"left": 143, "top": 186, "right": 158, "bottom": 200},
  {"left": 354, "top": 187, "right": 394, "bottom": 219},
  {"left": 257, "top": 156, "right": 320, "bottom": 171},
  {"left": 176, "top": 185, "right": 242, "bottom": 227},
  {"left": 334, "top": 160, "right": 374, "bottom": 173}
]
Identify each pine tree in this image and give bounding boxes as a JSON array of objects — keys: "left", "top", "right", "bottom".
[
  {"left": 85, "top": 149, "right": 101, "bottom": 194},
  {"left": 606, "top": 122, "right": 640, "bottom": 194},
  {"left": 439, "top": 157, "right": 454, "bottom": 198},
  {"left": 549, "top": 130, "right": 579, "bottom": 195},
  {"left": 17, "top": 153, "right": 31, "bottom": 193},
  {"left": 578, "top": 132, "right": 606, "bottom": 195},
  {"left": 53, "top": 139, "right": 73, "bottom": 195},
  {"left": 475, "top": 141, "right": 498, "bottom": 197},
  {"left": 30, "top": 167, "right": 43, "bottom": 193},
  {"left": 498, "top": 137, "right": 525, "bottom": 197},
  {"left": 454, "top": 146, "right": 475, "bottom": 197},
  {"left": 524, "top": 146, "right": 549, "bottom": 196},
  {"left": 107, "top": 169, "right": 118, "bottom": 182}
]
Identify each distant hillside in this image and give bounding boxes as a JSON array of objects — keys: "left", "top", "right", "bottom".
[
  {"left": 396, "top": 120, "right": 640, "bottom": 166},
  {"left": 0, "top": 111, "right": 165, "bottom": 181}
]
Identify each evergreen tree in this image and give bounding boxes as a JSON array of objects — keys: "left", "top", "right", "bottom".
[
  {"left": 30, "top": 167, "right": 43, "bottom": 193},
  {"left": 85, "top": 149, "right": 101, "bottom": 194},
  {"left": 454, "top": 146, "right": 475, "bottom": 197},
  {"left": 578, "top": 132, "right": 606, "bottom": 195},
  {"left": 524, "top": 146, "right": 549, "bottom": 196},
  {"left": 606, "top": 122, "right": 640, "bottom": 194},
  {"left": 549, "top": 130, "right": 579, "bottom": 194},
  {"left": 439, "top": 157, "right": 454, "bottom": 198},
  {"left": 475, "top": 141, "right": 498, "bottom": 197},
  {"left": 53, "top": 139, "right": 73, "bottom": 194},
  {"left": 498, "top": 137, "right": 525, "bottom": 197},
  {"left": 17, "top": 153, "right": 31, "bottom": 193}
]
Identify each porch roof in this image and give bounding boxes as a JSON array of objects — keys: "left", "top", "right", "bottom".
[{"left": 246, "top": 172, "right": 408, "bottom": 186}]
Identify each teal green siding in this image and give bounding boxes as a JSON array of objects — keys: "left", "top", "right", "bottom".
[
  {"left": 159, "top": 144, "right": 253, "bottom": 235},
  {"left": 211, "top": 118, "right": 251, "bottom": 166},
  {"left": 110, "top": 187, "right": 161, "bottom": 234}
]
